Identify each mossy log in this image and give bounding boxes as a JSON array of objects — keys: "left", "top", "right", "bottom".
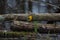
[
  {"left": 11, "top": 21, "right": 60, "bottom": 33},
  {"left": 3, "top": 13, "right": 60, "bottom": 21},
  {"left": 0, "top": 31, "right": 36, "bottom": 38}
]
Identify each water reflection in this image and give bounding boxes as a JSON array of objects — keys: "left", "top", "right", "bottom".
[
  {"left": 0, "top": 34, "right": 59, "bottom": 40},
  {"left": 6, "top": 0, "right": 59, "bottom": 13},
  {"left": 4, "top": 21, "right": 11, "bottom": 31}
]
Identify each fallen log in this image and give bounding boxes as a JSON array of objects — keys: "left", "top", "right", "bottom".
[
  {"left": 11, "top": 21, "right": 60, "bottom": 29},
  {"left": 2, "top": 13, "right": 60, "bottom": 21},
  {"left": 10, "top": 21, "right": 60, "bottom": 33}
]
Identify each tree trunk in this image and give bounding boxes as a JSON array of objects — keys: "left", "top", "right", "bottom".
[
  {"left": 16, "top": 0, "right": 25, "bottom": 13},
  {"left": 28, "top": 0, "right": 32, "bottom": 12},
  {"left": 0, "top": 0, "right": 6, "bottom": 14}
]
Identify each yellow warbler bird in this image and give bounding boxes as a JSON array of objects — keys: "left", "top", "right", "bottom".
[{"left": 28, "top": 15, "right": 33, "bottom": 21}]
